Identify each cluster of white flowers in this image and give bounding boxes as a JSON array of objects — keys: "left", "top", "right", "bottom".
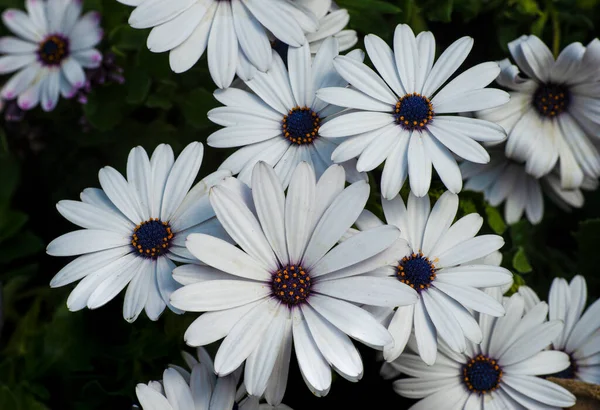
[{"left": 2, "top": 0, "right": 598, "bottom": 409}]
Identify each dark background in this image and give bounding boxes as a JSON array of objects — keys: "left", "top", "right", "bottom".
[{"left": 1, "top": 0, "right": 600, "bottom": 408}]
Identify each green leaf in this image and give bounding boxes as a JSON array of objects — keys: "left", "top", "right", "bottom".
[
  {"left": 0, "top": 210, "right": 28, "bottom": 243},
  {"left": 83, "top": 85, "right": 129, "bottom": 131},
  {"left": 126, "top": 72, "right": 152, "bottom": 105},
  {"left": 0, "top": 231, "right": 44, "bottom": 263},
  {"left": 512, "top": 247, "right": 533, "bottom": 273},
  {"left": 425, "top": 0, "right": 454, "bottom": 21},
  {"left": 485, "top": 205, "right": 506, "bottom": 235},
  {"left": 180, "top": 88, "right": 218, "bottom": 129}
]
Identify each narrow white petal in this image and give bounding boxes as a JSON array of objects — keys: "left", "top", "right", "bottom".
[{"left": 170, "top": 280, "right": 270, "bottom": 312}]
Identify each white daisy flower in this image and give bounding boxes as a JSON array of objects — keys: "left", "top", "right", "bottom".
[
  {"left": 478, "top": 35, "right": 600, "bottom": 189},
  {"left": 170, "top": 161, "right": 418, "bottom": 398},
  {"left": 136, "top": 347, "right": 293, "bottom": 410},
  {"left": 207, "top": 37, "right": 366, "bottom": 187},
  {"left": 295, "top": 0, "right": 357, "bottom": 53},
  {"left": 316, "top": 23, "right": 509, "bottom": 199},
  {"left": 520, "top": 276, "right": 600, "bottom": 384},
  {"left": 390, "top": 291, "right": 576, "bottom": 409},
  {"left": 47, "top": 142, "right": 232, "bottom": 323},
  {"left": 461, "top": 147, "right": 597, "bottom": 225},
  {"left": 356, "top": 191, "right": 512, "bottom": 364},
  {"left": 119, "top": 0, "right": 318, "bottom": 88},
  {"left": 0, "top": 0, "right": 103, "bottom": 111}
]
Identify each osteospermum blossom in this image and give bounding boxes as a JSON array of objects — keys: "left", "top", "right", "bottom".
[
  {"left": 461, "top": 147, "right": 595, "bottom": 225},
  {"left": 170, "top": 161, "right": 418, "bottom": 398},
  {"left": 118, "top": 0, "right": 318, "bottom": 88},
  {"left": 135, "top": 347, "right": 293, "bottom": 410},
  {"left": 356, "top": 191, "right": 512, "bottom": 364},
  {"left": 208, "top": 38, "right": 365, "bottom": 187},
  {"left": 47, "top": 142, "right": 232, "bottom": 322},
  {"left": 0, "top": 0, "right": 103, "bottom": 111},
  {"left": 296, "top": 0, "right": 357, "bottom": 53},
  {"left": 478, "top": 35, "right": 600, "bottom": 189},
  {"left": 520, "top": 276, "right": 600, "bottom": 384},
  {"left": 316, "top": 23, "right": 509, "bottom": 199},
  {"left": 390, "top": 291, "right": 576, "bottom": 409}
]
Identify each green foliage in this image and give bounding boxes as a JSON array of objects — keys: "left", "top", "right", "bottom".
[{"left": 1, "top": 0, "right": 600, "bottom": 409}]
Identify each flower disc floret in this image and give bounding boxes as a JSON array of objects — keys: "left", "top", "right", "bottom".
[
  {"left": 463, "top": 354, "right": 503, "bottom": 394},
  {"left": 396, "top": 252, "right": 437, "bottom": 292},
  {"left": 271, "top": 264, "right": 312, "bottom": 306},
  {"left": 282, "top": 107, "right": 321, "bottom": 145},
  {"left": 393, "top": 93, "right": 434, "bottom": 131},
  {"left": 131, "top": 218, "right": 173, "bottom": 259},
  {"left": 532, "top": 83, "right": 570, "bottom": 118},
  {"left": 38, "top": 34, "right": 70, "bottom": 66}
]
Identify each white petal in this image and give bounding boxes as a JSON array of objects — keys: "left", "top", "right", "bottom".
[
  {"left": 502, "top": 374, "right": 575, "bottom": 408},
  {"left": 136, "top": 384, "right": 173, "bottom": 410},
  {"left": 163, "top": 368, "right": 195, "bottom": 410},
  {"left": 436, "top": 235, "right": 504, "bottom": 268},
  {"left": 422, "top": 36, "right": 473, "bottom": 97},
  {"left": 47, "top": 230, "right": 130, "bottom": 256},
  {"left": 207, "top": 1, "right": 238, "bottom": 89},
  {"left": 407, "top": 133, "right": 432, "bottom": 197},
  {"left": 413, "top": 297, "right": 437, "bottom": 365},
  {"left": 87, "top": 257, "right": 145, "bottom": 309},
  {"left": 319, "top": 112, "right": 394, "bottom": 138},
  {"left": 331, "top": 55, "right": 397, "bottom": 104},
  {"left": 170, "top": 279, "right": 269, "bottom": 312},
  {"left": 123, "top": 264, "right": 152, "bottom": 322},
  {"left": 433, "top": 281, "right": 505, "bottom": 316},
  {"left": 284, "top": 162, "right": 316, "bottom": 263},
  {"left": 504, "top": 351, "right": 571, "bottom": 376},
  {"left": 364, "top": 33, "right": 405, "bottom": 96},
  {"left": 393, "top": 24, "right": 418, "bottom": 93},
  {"left": 314, "top": 276, "right": 417, "bottom": 307}
]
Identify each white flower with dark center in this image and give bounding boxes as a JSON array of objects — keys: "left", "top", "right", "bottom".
[
  {"left": 119, "top": 0, "right": 318, "bottom": 88},
  {"left": 295, "top": 0, "right": 357, "bottom": 53},
  {"left": 520, "top": 276, "right": 600, "bottom": 384},
  {"left": 136, "top": 347, "right": 293, "bottom": 410},
  {"left": 0, "top": 0, "right": 103, "bottom": 111},
  {"left": 47, "top": 142, "right": 232, "bottom": 322},
  {"left": 355, "top": 191, "right": 512, "bottom": 364},
  {"left": 170, "top": 161, "right": 418, "bottom": 398},
  {"left": 461, "top": 147, "right": 597, "bottom": 225},
  {"left": 208, "top": 38, "right": 365, "bottom": 187},
  {"left": 316, "top": 23, "right": 509, "bottom": 199},
  {"left": 390, "top": 291, "right": 576, "bottom": 409},
  {"left": 478, "top": 35, "right": 600, "bottom": 189}
]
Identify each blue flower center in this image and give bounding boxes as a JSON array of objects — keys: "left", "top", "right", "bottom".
[
  {"left": 271, "top": 264, "right": 312, "bottom": 306},
  {"left": 38, "top": 34, "right": 69, "bottom": 66},
  {"left": 532, "top": 82, "right": 570, "bottom": 118},
  {"left": 282, "top": 107, "right": 320, "bottom": 145},
  {"left": 463, "top": 355, "right": 503, "bottom": 394},
  {"left": 548, "top": 353, "right": 577, "bottom": 379},
  {"left": 393, "top": 93, "right": 434, "bottom": 131},
  {"left": 396, "top": 252, "right": 436, "bottom": 292},
  {"left": 131, "top": 218, "right": 173, "bottom": 259}
]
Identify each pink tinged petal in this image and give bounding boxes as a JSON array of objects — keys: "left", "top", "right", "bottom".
[
  {"left": 364, "top": 33, "right": 405, "bottom": 96},
  {"left": 284, "top": 162, "right": 316, "bottom": 263},
  {"left": 160, "top": 142, "right": 204, "bottom": 221},
  {"left": 302, "top": 180, "right": 369, "bottom": 269},
  {"left": 301, "top": 303, "right": 363, "bottom": 380},
  {"left": 170, "top": 279, "right": 270, "bottom": 312},
  {"left": 0, "top": 54, "right": 36, "bottom": 76},
  {"left": 123, "top": 260, "right": 153, "bottom": 322},
  {"left": 1, "top": 63, "right": 40, "bottom": 99},
  {"left": 210, "top": 185, "right": 278, "bottom": 271},
  {"left": 422, "top": 36, "right": 474, "bottom": 97},
  {"left": 331, "top": 55, "right": 397, "bottom": 104},
  {"left": 50, "top": 247, "right": 131, "bottom": 288},
  {"left": 40, "top": 68, "right": 60, "bottom": 112},
  {"left": 213, "top": 298, "right": 278, "bottom": 376},
  {"left": 310, "top": 225, "right": 400, "bottom": 277},
  {"left": 70, "top": 12, "right": 103, "bottom": 51},
  {"left": 252, "top": 162, "right": 289, "bottom": 265},
  {"left": 17, "top": 76, "right": 43, "bottom": 110},
  {"left": 86, "top": 256, "right": 145, "bottom": 309},
  {"left": 241, "top": 0, "right": 306, "bottom": 47},
  {"left": 414, "top": 297, "right": 437, "bottom": 365},
  {"left": 292, "top": 309, "right": 332, "bottom": 397},
  {"left": 136, "top": 384, "right": 174, "bottom": 410},
  {"left": 129, "top": 0, "right": 196, "bottom": 28},
  {"left": 183, "top": 300, "right": 261, "bottom": 346},
  {"left": 502, "top": 374, "right": 575, "bottom": 408},
  {"left": 433, "top": 281, "right": 505, "bottom": 316},
  {"left": 56, "top": 200, "right": 134, "bottom": 235},
  {"left": 46, "top": 230, "right": 130, "bottom": 256},
  {"left": 2, "top": 9, "right": 42, "bottom": 42},
  {"left": 244, "top": 306, "right": 289, "bottom": 396},
  {"left": 72, "top": 49, "right": 102, "bottom": 69},
  {"left": 147, "top": 2, "right": 208, "bottom": 53},
  {"left": 98, "top": 166, "right": 145, "bottom": 224},
  {"left": 208, "top": 1, "right": 238, "bottom": 89},
  {"left": 308, "top": 294, "right": 393, "bottom": 348}
]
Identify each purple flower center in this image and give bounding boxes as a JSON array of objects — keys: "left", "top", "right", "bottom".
[
  {"left": 282, "top": 107, "right": 320, "bottom": 145},
  {"left": 131, "top": 218, "right": 173, "bottom": 259},
  {"left": 38, "top": 34, "right": 70, "bottom": 66},
  {"left": 394, "top": 93, "right": 434, "bottom": 131},
  {"left": 463, "top": 354, "right": 503, "bottom": 394},
  {"left": 396, "top": 252, "right": 437, "bottom": 292},
  {"left": 271, "top": 264, "right": 312, "bottom": 306}
]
